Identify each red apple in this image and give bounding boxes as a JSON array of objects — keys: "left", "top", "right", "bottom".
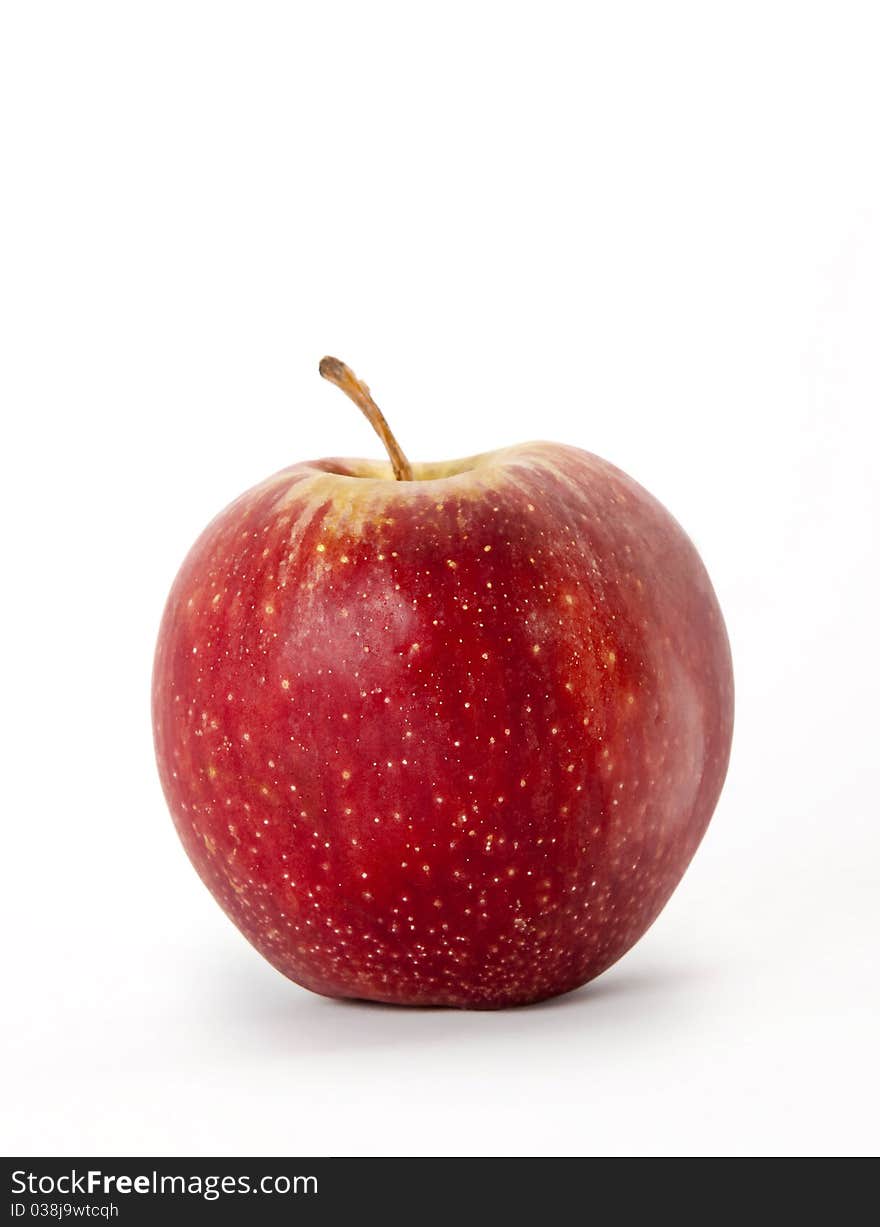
[{"left": 152, "top": 359, "right": 733, "bottom": 1008}]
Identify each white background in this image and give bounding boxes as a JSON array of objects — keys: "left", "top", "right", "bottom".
[{"left": 1, "top": 2, "right": 878, "bottom": 1157}]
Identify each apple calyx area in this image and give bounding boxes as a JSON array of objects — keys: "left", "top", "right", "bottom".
[{"left": 319, "top": 355, "right": 414, "bottom": 482}]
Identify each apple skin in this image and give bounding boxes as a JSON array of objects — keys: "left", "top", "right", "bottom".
[{"left": 152, "top": 443, "right": 733, "bottom": 1009}]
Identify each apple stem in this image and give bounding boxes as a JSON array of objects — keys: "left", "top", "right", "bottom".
[{"left": 318, "top": 356, "right": 414, "bottom": 482}]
